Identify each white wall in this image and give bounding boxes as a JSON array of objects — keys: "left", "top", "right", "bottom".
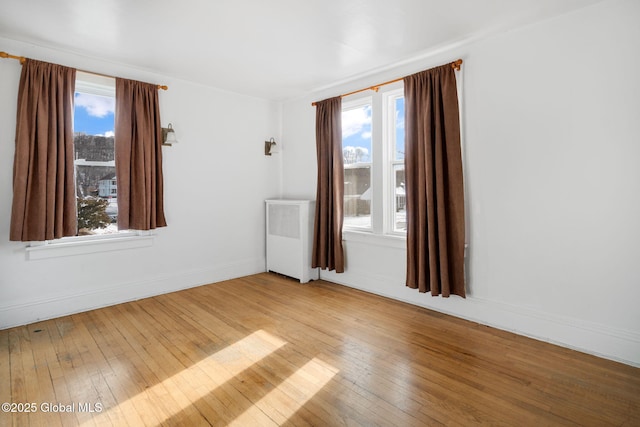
[
  {"left": 1, "top": 0, "right": 638, "bottom": 367},
  {"left": 281, "top": 0, "right": 640, "bottom": 366},
  {"left": 0, "top": 38, "right": 283, "bottom": 328}
]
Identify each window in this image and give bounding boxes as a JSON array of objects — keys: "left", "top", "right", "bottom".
[
  {"left": 74, "top": 72, "right": 119, "bottom": 235},
  {"left": 24, "top": 71, "right": 158, "bottom": 259},
  {"left": 342, "top": 84, "right": 405, "bottom": 236},
  {"left": 342, "top": 98, "right": 372, "bottom": 229},
  {"left": 388, "top": 92, "right": 406, "bottom": 232}
]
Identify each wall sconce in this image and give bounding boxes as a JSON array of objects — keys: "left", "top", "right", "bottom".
[
  {"left": 264, "top": 137, "right": 277, "bottom": 156},
  {"left": 162, "top": 123, "right": 178, "bottom": 146}
]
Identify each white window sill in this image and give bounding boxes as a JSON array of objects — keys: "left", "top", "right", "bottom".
[
  {"left": 342, "top": 229, "right": 406, "bottom": 249},
  {"left": 26, "top": 231, "right": 155, "bottom": 260},
  {"left": 343, "top": 230, "right": 470, "bottom": 255}
]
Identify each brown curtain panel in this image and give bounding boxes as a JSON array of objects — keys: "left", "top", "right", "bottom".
[
  {"left": 115, "top": 78, "right": 167, "bottom": 231},
  {"left": 10, "top": 59, "right": 77, "bottom": 241},
  {"left": 312, "top": 97, "right": 345, "bottom": 273},
  {"left": 404, "top": 63, "right": 465, "bottom": 297}
]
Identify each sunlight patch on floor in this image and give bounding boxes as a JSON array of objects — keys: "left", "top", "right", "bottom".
[
  {"left": 229, "top": 357, "right": 339, "bottom": 426},
  {"left": 81, "top": 329, "right": 287, "bottom": 426}
]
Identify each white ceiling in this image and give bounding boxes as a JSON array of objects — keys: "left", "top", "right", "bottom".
[{"left": 0, "top": 0, "right": 604, "bottom": 100}]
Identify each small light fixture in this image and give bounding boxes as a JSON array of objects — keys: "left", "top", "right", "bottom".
[
  {"left": 162, "top": 123, "right": 178, "bottom": 146},
  {"left": 264, "top": 137, "right": 277, "bottom": 156}
]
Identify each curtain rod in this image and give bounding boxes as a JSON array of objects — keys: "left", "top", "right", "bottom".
[
  {"left": 1, "top": 51, "right": 168, "bottom": 90},
  {"left": 311, "top": 59, "right": 462, "bottom": 106}
]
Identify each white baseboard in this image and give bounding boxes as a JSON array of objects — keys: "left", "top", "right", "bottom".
[
  {"left": 0, "top": 257, "right": 266, "bottom": 330},
  {"left": 4, "top": 262, "right": 638, "bottom": 368},
  {"left": 321, "top": 269, "right": 640, "bottom": 368}
]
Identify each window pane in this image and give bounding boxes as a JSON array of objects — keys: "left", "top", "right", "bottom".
[
  {"left": 394, "top": 96, "right": 405, "bottom": 161},
  {"left": 389, "top": 94, "right": 406, "bottom": 233},
  {"left": 74, "top": 90, "right": 118, "bottom": 235},
  {"left": 393, "top": 163, "right": 406, "bottom": 232},
  {"left": 342, "top": 103, "right": 372, "bottom": 229}
]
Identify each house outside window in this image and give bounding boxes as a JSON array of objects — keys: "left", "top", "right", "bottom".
[{"left": 98, "top": 175, "right": 117, "bottom": 198}]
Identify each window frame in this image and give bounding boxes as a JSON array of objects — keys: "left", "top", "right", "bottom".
[
  {"left": 342, "top": 81, "right": 406, "bottom": 239},
  {"left": 341, "top": 96, "right": 373, "bottom": 232},
  {"left": 384, "top": 88, "right": 406, "bottom": 236}
]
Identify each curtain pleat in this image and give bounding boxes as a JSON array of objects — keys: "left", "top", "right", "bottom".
[
  {"left": 115, "top": 78, "right": 166, "bottom": 231},
  {"left": 404, "top": 63, "right": 465, "bottom": 297},
  {"left": 312, "top": 97, "right": 345, "bottom": 273},
  {"left": 10, "top": 59, "right": 77, "bottom": 241}
]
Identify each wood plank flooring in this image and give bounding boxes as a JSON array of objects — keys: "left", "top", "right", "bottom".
[{"left": 1, "top": 272, "right": 639, "bottom": 426}]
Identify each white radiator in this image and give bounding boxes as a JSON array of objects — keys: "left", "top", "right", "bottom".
[{"left": 265, "top": 199, "right": 319, "bottom": 283}]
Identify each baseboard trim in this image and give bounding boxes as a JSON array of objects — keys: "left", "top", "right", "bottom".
[
  {"left": 4, "top": 263, "right": 637, "bottom": 367},
  {"left": 321, "top": 269, "right": 640, "bottom": 368},
  {"left": 0, "top": 257, "right": 265, "bottom": 330}
]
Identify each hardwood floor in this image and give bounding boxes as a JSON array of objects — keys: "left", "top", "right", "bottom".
[{"left": 1, "top": 273, "right": 639, "bottom": 426}]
